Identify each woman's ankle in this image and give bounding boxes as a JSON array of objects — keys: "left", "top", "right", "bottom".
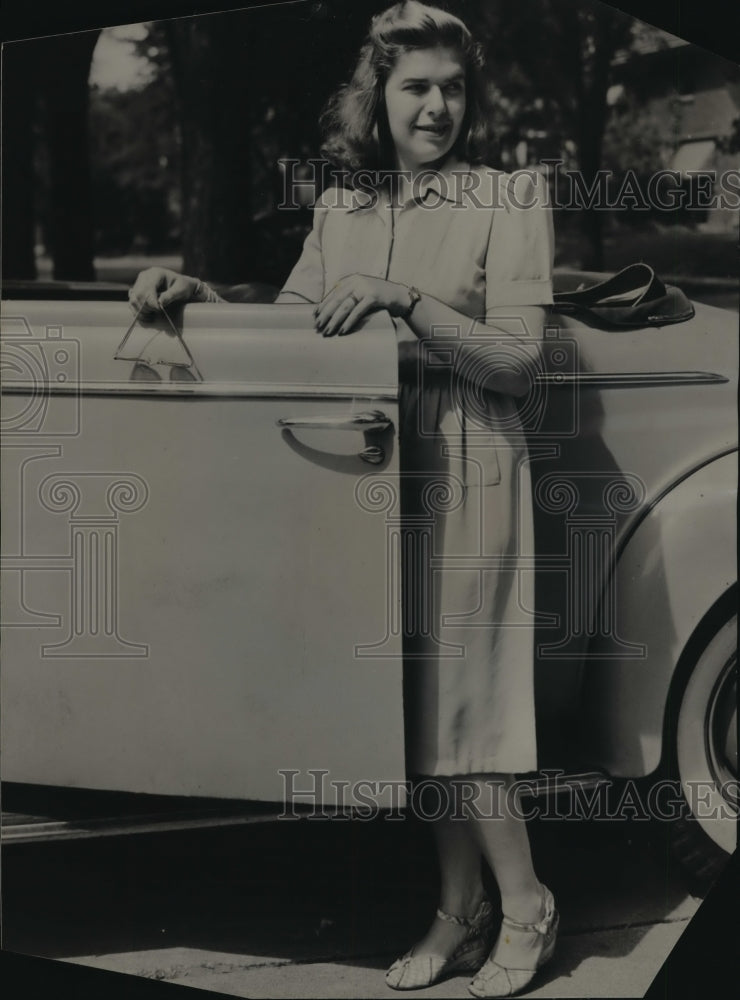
[
  {"left": 438, "top": 885, "right": 488, "bottom": 919},
  {"left": 499, "top": 882, "right": 546, "bottom": 924}
]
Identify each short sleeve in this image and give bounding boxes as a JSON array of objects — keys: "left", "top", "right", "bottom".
[
  {"left": 278, "top": 191, "right": 333, "bottom": 303},
  {"left": 485, "top": 170, "right": 554, "bottom": 313}
]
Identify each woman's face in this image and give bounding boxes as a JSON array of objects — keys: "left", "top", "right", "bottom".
[{"left": 383, "top": 46, "right": 466, "bottom": 172}]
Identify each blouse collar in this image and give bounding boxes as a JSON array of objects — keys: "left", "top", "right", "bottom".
[{"left": 345, "top": 158, "right": 472, "bottom": 213}]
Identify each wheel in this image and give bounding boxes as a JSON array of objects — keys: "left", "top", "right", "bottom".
[{"left": 670, "top": 611, "right": 737, "bottom": 895}]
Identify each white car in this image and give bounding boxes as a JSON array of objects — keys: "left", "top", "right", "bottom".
[{"left": 1, "top": 273, "right": 736, "bottom": 894}]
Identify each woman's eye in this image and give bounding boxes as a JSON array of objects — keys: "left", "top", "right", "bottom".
[
  {"left": 444, "top": 82, "right": 463, "bottom": 95},
  {"left": 405, "top": 84, "right": 426, "bottom": 94}
]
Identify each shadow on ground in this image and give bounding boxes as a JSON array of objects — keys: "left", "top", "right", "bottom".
[{"left": 2, "top": 808, "right": 703, "bottom": 980}]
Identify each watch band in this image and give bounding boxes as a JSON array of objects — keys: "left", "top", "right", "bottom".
[{"left": 402, "top": 285, "right": 422, "bottom": 319}]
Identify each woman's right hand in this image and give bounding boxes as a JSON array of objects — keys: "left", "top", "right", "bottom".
[{"left": 128, "top": 267, "right": 200, "bottom": 318}]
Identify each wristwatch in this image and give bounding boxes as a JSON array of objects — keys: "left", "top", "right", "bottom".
[{"left": 400, "top": 285, "right": 422, "bottom": 320}]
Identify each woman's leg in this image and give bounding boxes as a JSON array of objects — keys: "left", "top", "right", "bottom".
[
  {"left": 408, "top": 790, "right": 488, "bottom": 958},
  {"left": 437, "top": 807, "right": 487, "bottom": 914},
  {"left": 385, "top": 785, "right": 495, "bottom": 988},
  {"left": 471, "top": 774, "right": 549, "bottom": 980},
  {"left": 465, "top": 774, "right": 542, "bottom": 917}
]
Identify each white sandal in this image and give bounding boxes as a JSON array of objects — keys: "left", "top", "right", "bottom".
[
  {"left": 468, "top": 885, "right": 558, "bottom": 998},
  {"left": 385, "top": 897, "right": 495, "bottom": 991}
]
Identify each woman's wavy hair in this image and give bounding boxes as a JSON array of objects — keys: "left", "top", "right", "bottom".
[{"left": 320, "top": 1, "right": 494, "bottom": 178}]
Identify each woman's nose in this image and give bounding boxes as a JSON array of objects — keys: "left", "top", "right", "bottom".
[{"left": 424, "top": 85, "right": 447, "bottom": 114}]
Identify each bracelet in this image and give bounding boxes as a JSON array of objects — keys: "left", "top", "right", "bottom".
[
  {"left": 193, "top": 279, "right": 222, "bottom": 303},
  {"left": 400, "top": 285, "right": 422, "bottom": 320}
]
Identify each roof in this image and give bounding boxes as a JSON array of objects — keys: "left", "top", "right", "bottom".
[
  {"left": 678, "top": 88, "right": 740, "bottom": 140},
  {"left": 613, "top": 26, "right": 689, "bottom": 66}
]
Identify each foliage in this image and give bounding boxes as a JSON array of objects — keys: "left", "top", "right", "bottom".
[
  {"left": 601, "top": 93, "right": 668, "bottom": 175},
  {"left": 89, "top": 25, "right": 180, "bottom": 255},
  {"left": 27, "top": 1, "right": 726, "bottom": 281}
]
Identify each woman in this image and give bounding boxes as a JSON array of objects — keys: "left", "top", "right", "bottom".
[{"left": 130, "top": 3, "right": 557, "bottom": 996}]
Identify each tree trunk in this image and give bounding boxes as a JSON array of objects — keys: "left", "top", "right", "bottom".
[
  {"left": 577, "top": 111, "right": 608, "bottom": 272},
  {"left": 2, "top": 43, "right": 39, "bottom": 279},
  {"left": 574, "top": 10, "right": 632, "bottom": 271},
  {"left": 37, "top": 31, "right": 99, "bottom": 281},
  {"left": 164, "top": 18, "right": 255, "bottom": 283}
]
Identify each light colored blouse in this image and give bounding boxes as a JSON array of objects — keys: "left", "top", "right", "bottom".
[
  {"left": 280, "top": 161, "right": 555, "bottom": 494},
  {"left": 281, "top": 161, "right": 554, "bottom": 318}
]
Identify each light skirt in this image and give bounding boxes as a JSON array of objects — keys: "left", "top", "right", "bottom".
[{"left": 398, "top": 376, "right": 538, "bottom": 778}]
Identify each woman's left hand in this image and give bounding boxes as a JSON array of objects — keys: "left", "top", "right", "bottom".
[{"left": 314, "top": 274, "right": 407, "bottom": 337}]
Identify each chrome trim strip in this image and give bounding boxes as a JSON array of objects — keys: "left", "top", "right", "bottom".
[
  {"left": 536, "top": 371, "right": 729, "bottom": 388},
  {"left": 1, "top": 809, "right": 297, "bottom": 843},
  {"left": 1, "top": 371, "right": 727, "bottom": 398},
  {"left": 1, "top": 381, "right": 398, "bottom": 400}
]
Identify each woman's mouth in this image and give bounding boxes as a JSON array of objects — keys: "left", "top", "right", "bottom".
[{"left": 415, "top": 123, "right": 450, "bottom": 138}]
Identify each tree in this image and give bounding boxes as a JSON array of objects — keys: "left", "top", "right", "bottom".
[
  {"left": 37, "top": 31, "right": 101, "bottom": 280},
  {"left": 158, "top": 2, "right": 383, "bottom": 283},
  {"left": 4, "top": 30, "right": 100, "bottom": 281},
  {"left": 2, "top": 41, "right": 38, "bottom": 279},
  {"left": 456, "top": 0, "right": 634, "bottom": 269},
  {"left": 160, "top": 15, "right": 253, "bottom": 282},
  {"left": 601, "top": 95, "right": 667, "bottom": 178},
  {"left": 564, "top": 3, "right": 636, "bottom": 267},
  {"left": 89, "top": 78, "right": 181, "bottom": 255},
  {"left": 120, "top": 1, "right": 634, "bottom": 280}
]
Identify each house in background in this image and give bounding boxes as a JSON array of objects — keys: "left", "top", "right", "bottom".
[{"left": 611, "top": 27, "right": 740, "bottom": 232}]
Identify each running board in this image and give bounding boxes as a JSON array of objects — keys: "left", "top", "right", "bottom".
[{"left": 2, "top": 772, "right": 611, "bottom": 844}]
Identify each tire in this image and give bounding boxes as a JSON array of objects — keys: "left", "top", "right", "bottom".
[{"left": 669, "top": 611, "right": 737, "bottom": 896}]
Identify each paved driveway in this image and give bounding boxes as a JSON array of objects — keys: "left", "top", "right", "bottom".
[{"left": 3, "top": 807, "right": 720, "bottom": 998}]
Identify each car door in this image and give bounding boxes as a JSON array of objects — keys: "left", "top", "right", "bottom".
[{"left": 1, "top": 300, "right": 405, "bottom": 805}]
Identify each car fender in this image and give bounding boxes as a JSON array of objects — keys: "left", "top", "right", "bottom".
[{"left": 579, "top": 450, "right": 737, "bottom": 777}]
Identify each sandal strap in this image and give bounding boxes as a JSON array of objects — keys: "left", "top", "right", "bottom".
[
  {"left": 436, "top": 897, "right": 491, "bottom": 928},
  {"left": 501, "top": 886, "right": 555, "bottom": 936}
]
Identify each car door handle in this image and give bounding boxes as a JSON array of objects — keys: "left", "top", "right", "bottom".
[
  {"left": 277, "top": 410, "right": 392, "bottom": 464},
  {"left": 276, "top": 410, "right": 392, "bottom": 433}
]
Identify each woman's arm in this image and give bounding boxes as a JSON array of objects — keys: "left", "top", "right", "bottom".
[
  {"left": 314, "top": 274, "right": 545, "bottom": 398},
  {"left": 401, "top": 293, "right": 546, "bottom": 398}
]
